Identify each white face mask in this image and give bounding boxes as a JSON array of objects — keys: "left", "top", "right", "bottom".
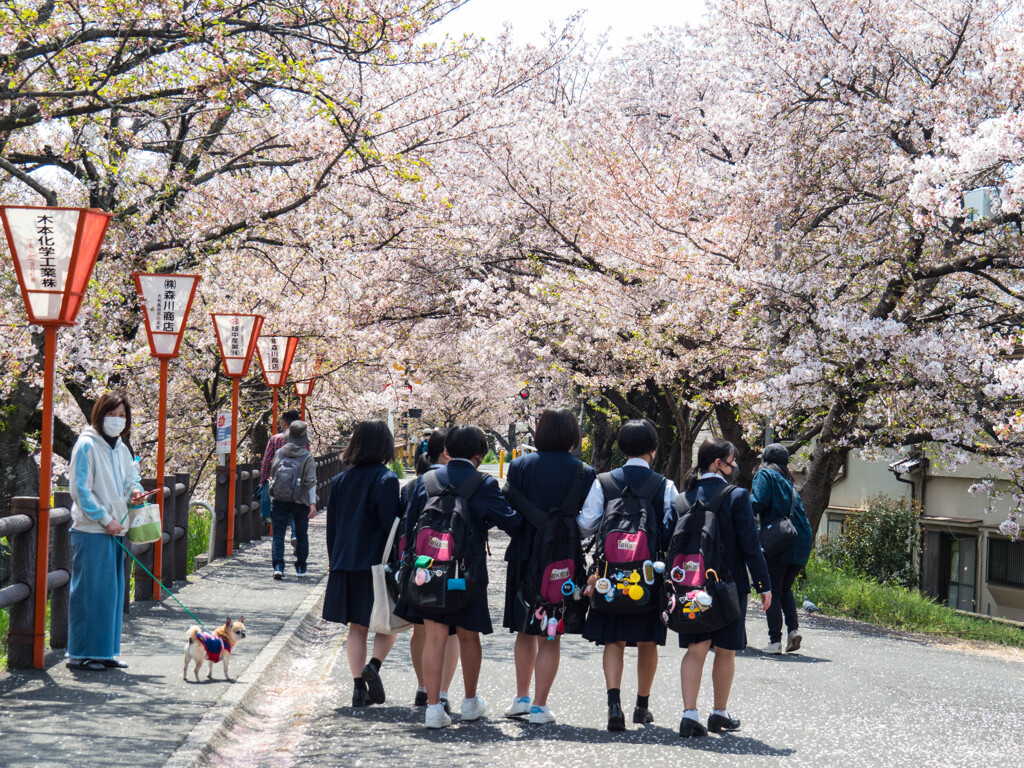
[{"left": 103, "top": 416, "right": 126, "bottom": 438}]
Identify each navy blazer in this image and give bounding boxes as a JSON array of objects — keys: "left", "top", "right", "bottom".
[
  {"left": 403, "top": 459, "right": 520, "bottom": 584},
  {"left": 325, "top": 463, "right": 400, "bottom": 572},
  {"left": 503, "top": 451, "right": 596, "bottom": 562},
  {"left": 680, "top": 476, "right": 771, "bottom": 594}
]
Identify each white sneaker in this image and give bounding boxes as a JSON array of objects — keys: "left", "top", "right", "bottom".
[
  {"left": 763, "top": 642, "right": 782, "bottom": 655},
  {"left": 529, "top": 705, "right": 556, "bottom": 724},
  {"left": 504, "top": 696, "right": 531, "bottom": 718},
  {"left": 786, "top": 629, "right": 803, "bottom": 653},
  {"left": 461, "top": 695, "right": 487, "bottom": 721},
  {"left": 425, "top": 704, "right": 452, "bottom": 729}
]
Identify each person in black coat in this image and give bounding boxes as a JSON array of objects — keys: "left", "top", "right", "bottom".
[
  {"left": 501, "top": 408, "right": 596, "bottom": 725},
  {"left": 397, "top": 425, "right": 521, "bottom": 729},
  {"left": 676, "top": 438, "right": 772, "bottom": 739},
  {"left": 322, "top": 420, "right": 401, "bottom": 708},
  {"left": 577, "top": 419, "right": 679, "bottom": 732}
]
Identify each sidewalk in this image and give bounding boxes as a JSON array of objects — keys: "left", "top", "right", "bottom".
[{"left": 0, "top": 517, "right": 330, "bottom": 768}]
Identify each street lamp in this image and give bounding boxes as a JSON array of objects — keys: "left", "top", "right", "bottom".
[
  {"left": 211, "top": 313, "right": 264, "bottom": 556},
  {"left": 0, "top": 204, "right": 112, "bottom": 668},
  {"left": 294, "top": 377, "right": 316, "bottom": 421},
  {"left": 256, "top": 335, "right": 299, "bottom": 431},
  {"left": 133, "top": 272, "right": 201, "bottom": 600}
]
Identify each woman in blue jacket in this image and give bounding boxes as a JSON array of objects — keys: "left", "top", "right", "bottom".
[
  {"left": 323, "top": 420, "right": 400, "bottom": 707},
  {"left": 501, "top": 408, "right": 596, "bottom": 725},
  {"left": 397, "top": 425, "right": 520, "bottom": 729},
  {"left": 751, "top": 443, "right": 813, "bottom": 654},
  {"left": 677, "top": 438, "right": 771, "bottom": 738}
]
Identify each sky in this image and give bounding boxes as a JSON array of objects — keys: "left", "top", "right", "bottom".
[{"left": 430, "top": 0, "right": 709, "bottom": 48}]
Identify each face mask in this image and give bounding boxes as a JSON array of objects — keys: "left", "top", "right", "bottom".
[{"left": 103, "top": 416, "right": 126, "bottom": 438}]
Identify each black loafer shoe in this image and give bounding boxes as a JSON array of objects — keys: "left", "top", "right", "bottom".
[
  {"left": 414, "top": 690, "right": 429, "bottom": 707},
  {"left": 679, "top": 717, "right": 708, "bottom": 738},
  {"left": 708, "top": 713, "right": 741, "bottom": 733},
  {"left": 352, "top": 688, "right": 371, "bottom": 707},
  {"left": 632, "top": 706, "right": 654, "bottom": 724},
  {"left": 361, "top": 664, "right": 386, "bottom": 704},
  {"left": 102, "top": 659, "right": 129, "bottom": 669},
  {"left": 607, "top": 702, "right": 626, "bottom": 731}
]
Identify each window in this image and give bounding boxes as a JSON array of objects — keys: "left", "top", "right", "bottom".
[{"left": 988, "top": 538, "right": 1024, "bottom": 588}]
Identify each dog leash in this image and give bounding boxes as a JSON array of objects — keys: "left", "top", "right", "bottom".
[{"left": 114, "top": 536, "right": 206, "bottom": 630}]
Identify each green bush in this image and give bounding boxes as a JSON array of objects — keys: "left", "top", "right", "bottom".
[
  {"left": 483, "top": 449, "right": 498, "bottom": 463},
  {"left": 187, "top": 506, "right": 212, "bottom": 575},
  {"left": 389, "top": 459, "right": 406, "bottom": 478},
  {"left": 816, "top": 494, "right": 920, "bottom": 589}
]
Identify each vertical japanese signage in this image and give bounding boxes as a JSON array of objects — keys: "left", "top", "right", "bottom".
[
  {"left": 256, "top": 335, "right": 299, "bottom": 387},
  {"left": 134, "top": 273, "right": 200, "bottom": 357}
]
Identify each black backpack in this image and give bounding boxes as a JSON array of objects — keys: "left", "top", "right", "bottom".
[
  {"left": 270, "top": 451, "right": 307, "bottom": 502},
  {"left": 590, "top": 471, "right": 665, "bottom": 614},
  {"left": 662, "top": 484, "right": 742, "bottom": 633},
  {"left": 502, "top": 462, "right": 590, "bottom": 636},
  {"left": 400, "top": 469, "right": 486, "bottom": 613}
]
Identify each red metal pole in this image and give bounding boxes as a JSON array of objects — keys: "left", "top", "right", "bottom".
[
  {"left": 299, "top": 395, "right": 306, "bottom": 422},
  {"left": 152, "top": 357, "right": 168, "bottom": 601},
  {"left": 34, "top": 324, "right": 57, "bottom": 668},
  {"left": 226, "top": 377, "right": 240, "bottom": 556},
  {"left": 272, "top": 386, "right": 279, "bottom": 435}
]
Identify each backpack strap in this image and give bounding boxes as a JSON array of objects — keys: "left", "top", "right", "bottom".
[
  {"left": 422, "top": 469, "right": 446, "bottom": 497},
  {"left": 501, "top": 480, "right": 547, "bottom": 529},
  {"left": 454, "top": 469, "right": 487, "bottom": 500},
  {"left": 598, "top": 472, "right": 621, "bottom": 501},
  {"left": 557, "top": 460, "right": 590, "bottom": 517},
  {"left": 636, "top": 472, "right": 665, "bottom": 503},
  {"left": 503, "top": 459, "right": 590, "bottom": 530}
]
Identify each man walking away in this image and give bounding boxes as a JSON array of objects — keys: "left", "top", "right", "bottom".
[{"left": 270, "top": 421, "right": 318, "bottom": 578}]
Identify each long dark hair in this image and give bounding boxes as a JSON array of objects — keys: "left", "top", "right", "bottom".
[
  {"left": 342, "top": 420, "right": 394, "bottom": 466},
  {"left": 683, "top": 438, "right": 737, "bottom": 490},
  {"left": 426, "top": 428, "right": 448, "bottom": 464}
]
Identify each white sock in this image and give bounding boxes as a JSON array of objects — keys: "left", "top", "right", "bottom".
[
  {"left": 713, "top": 708, "right": 729, "bottom": 718},
  {"left": 417, "top": 686, "right": 427, "bottom": 693},
  {"left": 427, "top": 702, "right": 444, "bottom": 713},
  {"left": 439, "top": 691, "right": 448, "bottom": 701},
  {"left": 464, "top": 695, "right": 479, "bottom": 704},
  {"left": 683, "top": 709, "right": 700, "bottom": 722}
]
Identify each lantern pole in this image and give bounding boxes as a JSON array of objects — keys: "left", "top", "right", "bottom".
[
  {"left": 152, "top": 357, "right": 169, "bottom": 600},
  {"left": 299, "top": 393, "right": 307, "bottom": 421},
  {"left": 33, "top": 324, "right": 57, "bottom": 668},
  {"left": 227, "top": 376, "right": 241, "bottom": 556},
  {"left": 272, "top": 386, "right": 279, "bottom": 434}
]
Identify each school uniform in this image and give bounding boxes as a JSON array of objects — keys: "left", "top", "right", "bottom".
[
  {"left": 322, "top": 463, "right": 400, "bottom": 626},
  {"left": 396, "top": 458, "right": 520, "bottom": 634},
  {"left": 675, "top": 475, "right": 771, "bottom": 651},
  {"left": 501, "top": 450, "right": 597, "bottom": 632},
  {"left": 576, "top": 458, "right": 678, "bottom": 646}
]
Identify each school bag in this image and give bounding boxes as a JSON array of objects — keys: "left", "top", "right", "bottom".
[
  {"left": 589, "top": 471, "right": 665, "bottom": 615},
  {"left": 502, "top": 462, "right": 590, "bottom": 637},
  {"left": 662, "top": 483, "right": 742, "bottom": 634},
  {"left": 270, "top": 452, "right": 307, "bottom": 503},
  {"left": 400, "top": 469, "right": 486, "bottom": 613}
]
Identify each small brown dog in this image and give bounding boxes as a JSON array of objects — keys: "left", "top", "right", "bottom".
[{"left": 183, "top": 616, "right": 246, "bottom": 682}]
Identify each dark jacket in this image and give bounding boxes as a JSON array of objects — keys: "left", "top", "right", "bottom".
[
  {"left": 325, "top": 463, "right": 400, "bottom": 572},
  {"left": 502, "top": 450, "right": 596, "bottom": 562},
  {"left": 681, "top": 476, "right": 771, "bottom": 594},
  {"left": 403, "top": 459, "right": 520, "bottom": 585},
  {"left": 751, "top": 467, "right": 813, "bottom": 565}
]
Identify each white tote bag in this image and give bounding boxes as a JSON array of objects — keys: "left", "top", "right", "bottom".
[{"left": 369, "top": 517, "right": 413, "bottom": 634}]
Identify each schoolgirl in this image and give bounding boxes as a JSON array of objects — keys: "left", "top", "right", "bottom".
[
  {"left": 676, "top": 438, "right": 771, "bottom": 738},
  {"left": 501, "top": 408, "right": 596, "bottom": 725},
  {"left": 322, "top": 420, "right": 401, "bottom": 707},
  {"left": 397, "top": 425, "right": 520, "bottom": 729},
  {"left": 577, "top": 419, "right": 678, "bottom": 731}
]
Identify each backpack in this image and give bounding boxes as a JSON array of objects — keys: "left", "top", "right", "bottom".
[
  {"left": 502, "top": 462, "right": 590, "bottom": 637},
  {"left": 589, "top": 471, "right": 665, "bottom": 615},
  {"left": 400, "top": 469, "right": 486, "bottom": 613},
  {"left": 270, "top": 451, "right": 307, "bottom": 503},
  {"left": 662, "top": 484, "right": 742, "bottom": 634}
]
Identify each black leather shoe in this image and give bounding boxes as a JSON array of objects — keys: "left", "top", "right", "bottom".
[
  {"left": 632, "top": 706, "right": 654, "bottom": 724},
  {"left": 679, "top": 717, "right": 708, "bottom": 738},
  {"left": 352, "top": 688, "right": 370, "bottom": 707},
  {"left": 708, "top": 713, "right": 741, "bottom": 732},
  {"left": 361, "top": 664, "right": 386, "bottom": 704},
  {"left": 607, "top": 703, "right": 626, "bottom": 731},
  {"left": 414, "top": 690, "right": 429, "bottom": 707}
]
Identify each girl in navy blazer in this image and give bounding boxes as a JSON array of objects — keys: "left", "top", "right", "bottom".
[
  {"left": 676, "top": 438, "right": 772, "bottom": 739},
  {"left": 577, "top": 419, "right": 678, "bottom": 732},
  {"left": 322, "top": 420, "right": 401, "bottom": 708},
  {"left": 501, "top": 408, "right": 596, "bottom": 725},
  {"left": 397, "top": 425, "right": 520, "bottom": 729}
]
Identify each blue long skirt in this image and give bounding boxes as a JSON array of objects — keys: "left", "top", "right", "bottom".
[{"left": 68, "top": 530, "right": 125, "bottom": 660}]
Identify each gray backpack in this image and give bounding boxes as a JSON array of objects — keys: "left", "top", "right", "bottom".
[{"left": 271, "top": 452, "right": 307, "bottom": 502}]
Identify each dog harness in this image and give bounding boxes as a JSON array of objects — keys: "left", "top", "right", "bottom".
[{"left": 196, "top": 631, "right": 232, "bottom": 662}]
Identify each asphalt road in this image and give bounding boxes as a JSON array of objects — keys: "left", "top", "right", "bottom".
[{"left": 197, "top": 531, "right": 1024, "bottom": 768}]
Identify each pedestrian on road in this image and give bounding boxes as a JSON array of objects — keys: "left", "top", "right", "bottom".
[
  {"left": 323, "top": 419, "right": 401, "bottom": 707},
  {"left": 269, "top": 420, "right": 317, "bottom": 579},
  {"left": 413, "top": 427, "right": 432, "bottom": 465},
  {"left": 397, "top": 425, "right": 521, "bottom": 729},
  {"left": 676, "top": 438, "right": 772, "bottom": 738},
  {"left": 501, "top": 408, "right": 596, "bottom": 725},
  {"left": 260, "top": 409, "right": 301, "bottom": 543},
  {"left": 577, "top": 419, "right": 678, "bottom": 731},
  {"left": 401, "top": 429, "right": 462, "bottom": 712},
  {"left": 752, "top": 443, "right": 813, "bottom": 654},
  {"left": 66, "top": 392, "right": 145, "bottom": 671}
]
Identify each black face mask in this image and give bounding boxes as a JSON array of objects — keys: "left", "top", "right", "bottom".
[{"left": 720, "top": 457, "right": 736, "bottom": 479}]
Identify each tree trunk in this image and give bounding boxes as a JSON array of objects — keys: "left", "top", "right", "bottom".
[
  {"left": 0, "top": 330, "right": 45, "bottom": 515},
  {"left": 586, "top": 402, "right": 617, "bottom": 473},
  {"left": 714, "top": 402, "right": 759, "bottom": 490}
]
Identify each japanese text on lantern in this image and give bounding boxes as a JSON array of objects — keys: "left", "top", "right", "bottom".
[
  {"left": 229, "top": 318, "right": 241, "bottom": 356},
  {"left": 161, "top": 279, "right": 177, "bottom": 332},
  {"left": 36, "top": 214, "right": 57, "bottom": 289},
  {"left": 269, "top": 337, "right": 280, "bottom": 370}
]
